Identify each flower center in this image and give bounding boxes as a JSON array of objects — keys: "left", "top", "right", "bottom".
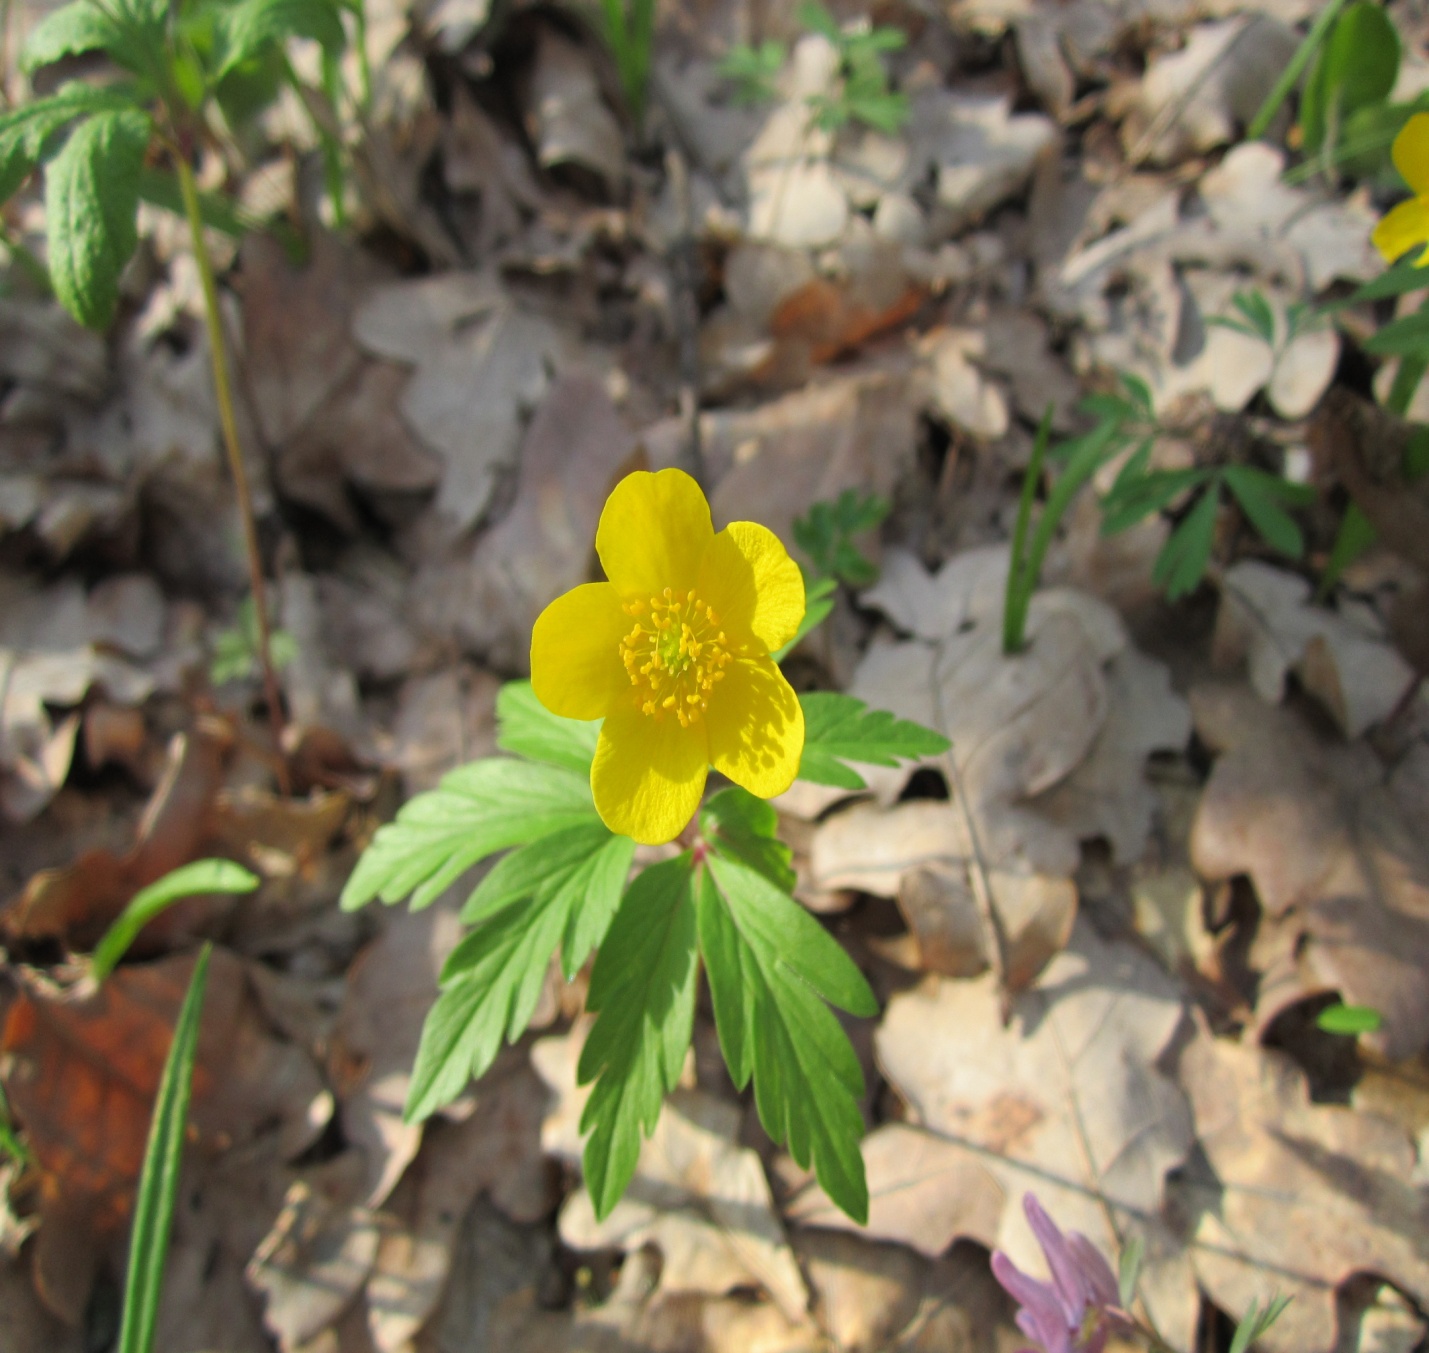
[{"left": 619, "top": 588, "right": 732, "bottom": 726}]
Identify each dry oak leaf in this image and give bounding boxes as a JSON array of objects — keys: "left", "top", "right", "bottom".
[
  {"left": 534, "top": 1029, "right": 809, "bottom": 1326},
  {"left": 876, "top": 918, "right": 1198, "bottom": 1352},
  {"left": 0, "top": 947, "right": 329, "bottom": 1322},
  {"left": 1189, "top": 684, "right": 1429, "bottom": 1061},
  {"left": 1213, "top": 561, "right": 1415, "bottom": 739},
  {"left": 1180, "top": 1032, "right": 1429, "bottom": 1353}
]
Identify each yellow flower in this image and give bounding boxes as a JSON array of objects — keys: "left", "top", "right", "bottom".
[
  {"left": 530, "top": 469, "right": 806, "bottom": 845},
  {"left": 1374, "top": 112, "right": 1429, "bottom": 267}
]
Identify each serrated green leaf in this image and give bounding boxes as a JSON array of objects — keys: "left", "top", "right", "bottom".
[
  {"left": 405, "top": 827, "right": 633, "bottom": 1121},
  {"left": 578, "top": 857, "right": 700, "bottom": 1218},
  {"left": 1223, "top": 466, "right": 1305, "bottom": 558},
  {"left": 1153, "top": 484, "right": 1220, "bottom": 599},
  {"left": 0, "top": 82, "right": 136, "bottom": 207},
  {"left": 701, "top": 853, "right": 876, "bottom": 1222},
  {"left": 797, "top": 691, "right": 948, "bottom": 790},
  {"left": 699, "top": 786, "right": 795, "bottom": 891},
  {"left": 216, "top": 0, "right": 345, "bottom": 76},
  {"left": 341, "top": 757, "right": 597, "bottom": 912},
  {"left": 23, "top": 2, "right": 123, "bottom": 70},
  {"left": 495, "top": 679, "right": 600, "bottom": 774},
  {"left": 45, "top": 109, "right": 149, "bottom": 330}
]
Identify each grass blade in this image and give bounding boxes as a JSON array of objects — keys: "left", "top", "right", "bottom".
[{"left": 117, "top": 943, "right": 212, "bottom": 1353}]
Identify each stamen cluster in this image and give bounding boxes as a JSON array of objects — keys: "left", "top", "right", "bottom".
[{"left": 619, "top": 588, "right": 732, "bottom": 725}]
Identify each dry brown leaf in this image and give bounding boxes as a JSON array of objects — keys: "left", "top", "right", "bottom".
[
  {"left": 525, "top": 27, "right": 626, "bottom": 192},
  {"left": 1189, "top": 684, "right": 1429, "bottom": 1060},
  {"left": 328, "top": 904, "right": 465, "bottom": 1209},
  {"left": 415, "top": 371, "right": 637, "bottom": 669},
  {"left": 876, "top": 919, "right": 1198, "bottom": 1350},
  {"left": 1213, "top": 561, "right": 1415, "bottom": 738},
  {"left": 1, "top": 719, "right": 234, "bottom": 949},
  {"left": 785, "top": 1122, "right": 1004, "bottom": 1259},
  {"left": 366, "top": 1055, "right": 556, "bottom": 1352},
  {"left": 384, "top": 666, "right": 501, "bottom": 795},
  {"left": 918, "top": 328, "right": 1010, "bottom": 442},
  {"left": 1, "top": 948, "right": 328, "bottom": 1321},
  {"left": 1179, "top": 1032, "right": 1429, "bottom": 1353}
]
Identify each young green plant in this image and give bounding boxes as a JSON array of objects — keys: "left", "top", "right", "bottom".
[{"left": 11, "top": 0, "right": 357, "bottom": 752}]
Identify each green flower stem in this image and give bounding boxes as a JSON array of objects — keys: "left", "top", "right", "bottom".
[{"left": 174, "top": 150, "right": 288, "bottom": 764}]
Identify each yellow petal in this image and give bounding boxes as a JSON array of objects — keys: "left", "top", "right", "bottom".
[
  {"left": 530, "top": 582, "right": 630, "bottom": 720},
  {"left": 697, "top": 521, "right": 806, "bottom": 654},
  {"left": 596, "top": 469, "right": 714, "bottom": 600},
  {"left": 706, "top": 656, "right": 804, "bottom": 799},
  {"left": 1373, "top": 195, "right": 1429, "bottom": 267},
  {"left": 1393, "top": 113, "right": 1429, "bottom": 197},
  {"left": 591, "top": 702, "right": 709, "bottom": 844}
]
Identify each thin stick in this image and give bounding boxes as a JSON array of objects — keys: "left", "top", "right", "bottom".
[{"left": 174, "top": 150, "right": 288, "bottom": 770}]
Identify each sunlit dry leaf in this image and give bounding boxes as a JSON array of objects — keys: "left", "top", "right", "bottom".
[
  {"left": 876, "top": 919, "right": 1198, "bottom": 1350},
  {"left": 1180, "top": 1032, "right": 1429, "bottom": 1353},
  {"left": 1190, "top": 684, "right": 1429, "bottom": 1060},
  {"left": 1213, "top": 562, "right": 1415, "bottom": 738}
]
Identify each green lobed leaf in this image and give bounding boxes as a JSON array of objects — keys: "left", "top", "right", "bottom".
[
  {"left": 495, "top": 679, "right": 600, "bottom": 775},
  {"left": 797, "top": 691, "right": 949, "bottom": 790},
  {"left": 700, "top": 852, "right": 877, "bottom": 1222},
  {"left": 1222, "top": 466, "right": 1306, "bottom": 559},
  {"left": 578, "top": 856, "right": 700, "bottom": 1219},
  {"left": 117, "top": 944, "right": 211, "bottom": 1353},
  {"left": 216, "top": 0, "right": 346, "bottom": 77},
  {"left": 405, "top": 827, "right": 634, "bottom": 1122},
  {"left": 340, "top": 757, "right": 597, "bottom": 912},
  {"left": 1153, "top": 484, "right": 1220, "bottom": 599},
  {"left": 698, "top": 786, "right": 795, "bottom": 892},
  {"left": 92, "top": 859, "right": 259, "bottom": 981},
  {"left": 1100, "top": 466, "right": 1209, "bottom": 536},
  {"left": 45, "top": 108, "right": 150, "bottom": 330}
]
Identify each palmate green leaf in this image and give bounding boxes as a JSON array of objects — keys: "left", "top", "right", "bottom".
[
  {"left": 1222, "top": 465, "right": 1309, "bottom": 559},
  {"left": 700, "top": 852, "right": 877, "bottom": 1222},
  {"left": 495, "top": 679, "right": 599, "bottom": 774},
  {"left": 699, "top": 787, "right": 794, "bottom": 891},
  {"left": 46, "top": 109, "right": 150, "bottom": 330},
  {"left": 1153, "top": 484, "right": 1220, "bottom": 599},
  {"left": 406, "top": 823, "right": 634, "bottom": 1121},
  {"left": 797, "top": 691, "right": 949, "bottom": 790},
  {"left": 579, "top": 857, "right": 700, "bottom": 1218},
  {"left": 340, "top": 757, "right": 597, "bottom": 912},
  {"left": 215, "top": 0, "right": 346, "bottom": 77}
]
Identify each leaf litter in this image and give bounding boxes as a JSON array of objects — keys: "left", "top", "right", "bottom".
[{"left": 3, "top": 0, "right": 1429, "bottom": 1345}]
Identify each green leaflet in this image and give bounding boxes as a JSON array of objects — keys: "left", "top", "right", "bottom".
[
  {"left": 215, "top": 0, "right": 346, "bottom": 76},
  {"left": 0, "top": 83, "right": 137, "bottom": 208},
  {"left": 700, "top": 851, "right": 877, "bottom": 1223},
  {"left": 45, "top": 109, "right": 150, "bottom": 330},
  {"left": 340, "top": 757, "right": 597, "bottom": 912},
  {"left": 495, "top": 679, "right": 600, "bottom": 774},
  {"left": 578, "top": 857, "right": 700, "bottom": 1219},
  {"left": 699, "top": 787, "right": 794, "bottom": 891},
  {"left": 406, "top": 826, "right": 634, "bottom": 1121},
  {"left": 22, "top": 1, "right": 124, "bottom": 71},
  {"left": 797, "top": 691, "right": 949, "bottom": 790}
]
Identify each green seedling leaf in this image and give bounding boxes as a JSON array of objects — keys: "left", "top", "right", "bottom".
[
  {"left": 1316, "top": 1002, "right": 1384, "bottom": 1035},
  {"left": 406, "top": 823, "right": 634, "bottom": 1121},
  {"left": 717, "top": 40, "right": 785, "bottom": 104},
  {"left": 1231, "top": 289, "right": 1277, "bottom": 346},
  {"left": 700, "top": 852, "right": 877, "bottom": 1222},
  {"left": 1121, "top": 371, "right": 1155, "bottom": 416},
  {"left": 116, "top": 944, "right": 211, "bottom": 1353},
  {"left": 1223, "top": 465, "right": 1307, "bottom": 559},
  {"left": 699, "top": 786, "right": 795, "bottom": 891},
  {"left": 45, "top": 108, "right": 150, "bottom": 330},
  {"left": 1101, "top": 467, "right": 1210, "bottom": 535},
  {"left": 210, "top": 595, "right": 297, "bottom": 685},
  {"left": 1118, "top": 1234, "right": 1145, "bottom": 1309},
  {"left": 495, "top": 679, "right": 600, "bottom": 775},
  {"left": 1320, "top": 500, "right": 1379, "bottom": 594},
  {"left": 340, "top": 758, "right": 598, "bottom": 912},
  {"left": 773, "top": 574, "right": 836, "bottom": 661},
  {"left": 92, "top": 859, "right": 259, "bottom": 981},
  {"left": 579, "top": 856, "right": 700, "bottom": 1218},
  {"left": 797, "top": 691, "right": 949, "bottom": 789},
  {"left": 1229, "top": 1292, "right": 1293, "bottom": 1353},
  {"left": 1153, "top": 484, "right": 1220, "bottom": 599},
  {"left": 796, "top": 0, "right": 842, "bottom": 41},
  {"left": 216, "top": 0, "right": 345, "bottom": 76},
  {"left": 794, "top": 490, "right": 888, "bottom": 587}
]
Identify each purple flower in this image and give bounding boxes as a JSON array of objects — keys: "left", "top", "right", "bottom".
[{"left": 991, "top": 1194, "right": 1131, "bottom": 1353}]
